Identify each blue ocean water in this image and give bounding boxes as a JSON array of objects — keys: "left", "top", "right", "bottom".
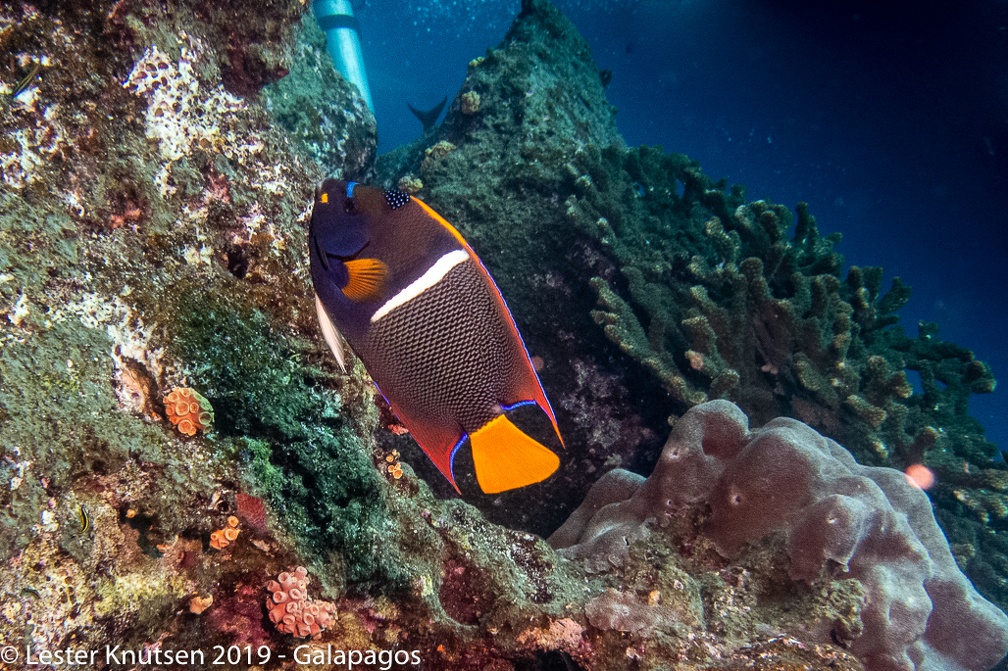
[{"left": 355, "top": 0, "right": 1008, "bottom": 449}]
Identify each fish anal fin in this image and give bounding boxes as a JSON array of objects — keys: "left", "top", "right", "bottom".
[
  {"left": 343, "top": 258, "right": 388, "bottom": 302},
  {"left": 396, "top": 409, "right": 465, "bottom": 493},
  {"left": 315, "top": 293, "right": 346, "bottom": 371},
  {"left": 470, "top": 415, "right": 560, "bottom": 494}
]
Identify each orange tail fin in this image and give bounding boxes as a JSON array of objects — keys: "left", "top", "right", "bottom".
[{"left": 469, "top": 415, "right": 560, "bottom": 494}]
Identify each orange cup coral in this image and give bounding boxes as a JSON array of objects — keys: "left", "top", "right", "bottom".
[
  {"left": 209, "top": 516, "right": 241, "bottom": 550},
  {"left": 164, "top": 387, "right": 214, "bottom": 436},
  {"left": 266, "top": 566, "right": 336, "bottom": 639},
  {"left": 189, "top": 594, "right": 214, "bottom": 614}
]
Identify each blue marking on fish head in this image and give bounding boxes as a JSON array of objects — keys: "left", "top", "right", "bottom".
[{"left": 310, "top": 178, "right": 369, "bottom": 258}]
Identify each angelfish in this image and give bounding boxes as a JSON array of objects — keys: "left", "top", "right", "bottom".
[{"left": 308, "top": 179, "right": 564, "bottom": 494}]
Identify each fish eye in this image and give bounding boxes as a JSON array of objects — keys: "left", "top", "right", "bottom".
[{"left": 344, "top": 197, "right": 358, "bottom": 215}]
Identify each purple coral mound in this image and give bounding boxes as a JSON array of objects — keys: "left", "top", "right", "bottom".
[
  {"left": 265, "top": 567, "right": 336, "bottom": 639},
  {"left": 553, "top": 400, "right": 1008, "bottom": 671}
]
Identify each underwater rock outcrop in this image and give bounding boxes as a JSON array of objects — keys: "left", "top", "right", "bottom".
[
  {"left": 2, "top": 0, "right": 1006, "bottom": 669},
  {"left": 553, "top": 400, "right": 1008, "bottom": 671},
  {"left": 0, "top": 0, "right": 388, "bottom": 658},
  {"left": 377, "top": 0, "right": 1005, "bottom": 612},
  {"left": 377, "top": 0, "right": 661, "bottom": 532}
]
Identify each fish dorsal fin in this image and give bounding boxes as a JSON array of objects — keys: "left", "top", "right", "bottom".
[
  {"left": 343, "top": 258, "right": 388, "bottom": 302},
  {"left": 314, "top": 293, "right": 346, "bottom": 371},
  {"left": 469, "top": 415, "right": 560, "bottom": 494}
]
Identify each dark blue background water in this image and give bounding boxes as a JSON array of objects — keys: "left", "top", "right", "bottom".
[{"left": 352, "top": 0, "right": 1008, "bottom": 450}]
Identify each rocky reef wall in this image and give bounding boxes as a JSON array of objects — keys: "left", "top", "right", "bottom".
[
  {"left": 1, "top": 0, "right": 1005, "bottom": 669},
  {"left": 377, "top": 0, "right": 1008, "bottom": 617}
]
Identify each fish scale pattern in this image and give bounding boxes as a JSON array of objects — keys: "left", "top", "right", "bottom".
[{"left": 360, "top": 260, "right": 522, "bottom": 436}]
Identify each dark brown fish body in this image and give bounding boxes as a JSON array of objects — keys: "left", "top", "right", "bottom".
[{"left": 309, "top": 180, "right": 562, "bottom": 493}]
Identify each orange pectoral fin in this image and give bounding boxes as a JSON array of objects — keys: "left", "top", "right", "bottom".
[
  {"left": 469, "top": 415, "right": 560, "bottom": 494},
  {"left": 342, "top": 258, "right": 388, "bottom": 302}
]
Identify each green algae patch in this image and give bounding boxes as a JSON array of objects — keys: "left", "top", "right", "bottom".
[
  {"left": 170, "top": 289, "right": 393, "bottom": 585},
  {"left": 0, "top": 322, "right": 163, "bottom": 559},
  {"left": 0, "top": 193, "right": 79, "bottom": 314},
  {"left": 171, "top": 290, "right": 319, "bottom": 437}
]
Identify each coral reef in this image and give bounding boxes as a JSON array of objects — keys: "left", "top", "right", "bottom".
[
  {"left": 460, "top": 90, "right": 481, "bottom": 115},
  {"left": 266, "top": 566, "right": 336, "bottom": 639},
  {"left": 1, "top": 0, "right": 1005, "bottom": 669},
  {"left": 189, "top": 593, "right": 214, "bottom": 614},
  {"left": 236, "top": 492, "right": 268, "bottom": 535},
  {"left": 376, "top": 0, "right": 1005, "bottom": 612},
  {"left": 0, "top": 0, "right": 388, "bottom": 660},
  {"left": 209, "top": 515, "right": 241, "bottom": 551},
  {"left": 554, "top": 401, "right": 1008, "bottom": 671}
]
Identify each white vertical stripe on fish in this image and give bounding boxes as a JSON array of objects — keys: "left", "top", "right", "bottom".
[
  {"left": 370, "top": 249, "right": 469, "bottom": 323},
  {"left": 315, "top": 293, "right": 347, "bottom": 370}
]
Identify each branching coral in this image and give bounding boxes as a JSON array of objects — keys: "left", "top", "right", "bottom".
[
  {"left": 565, "top": 149, "right": 1002, "bottom": 575},
  {"left": 265, "top": 567, "right": 336, "bottom": 639},
  {"left": 562, "top": 142, "right": 984, "bottom": 456}
]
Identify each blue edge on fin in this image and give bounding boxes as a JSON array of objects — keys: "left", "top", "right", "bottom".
[
  {"left": 374, "top": 379, "right": 538, "bottom": 484},
  {"left": 448, "top": 400, "right": 537, "bottom": 483},
  {"left": 346, "top": 181, "right": 357, "bottom": 197}
]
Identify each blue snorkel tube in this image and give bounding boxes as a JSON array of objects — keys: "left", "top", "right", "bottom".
[{"left": 312, "top": 0, "right": 375, "bottom": 113}]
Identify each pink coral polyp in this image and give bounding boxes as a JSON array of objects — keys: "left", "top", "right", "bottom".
[{"left": 265, "top": 566, "right": 336, "bottom": 639}]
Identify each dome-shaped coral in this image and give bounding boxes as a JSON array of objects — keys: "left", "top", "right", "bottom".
[
  {"left": 164, "top": 387, "right": 214, "bottom": 436},
  {"left": 266, "top": 567, "right": 336, "bottom": 639}
]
